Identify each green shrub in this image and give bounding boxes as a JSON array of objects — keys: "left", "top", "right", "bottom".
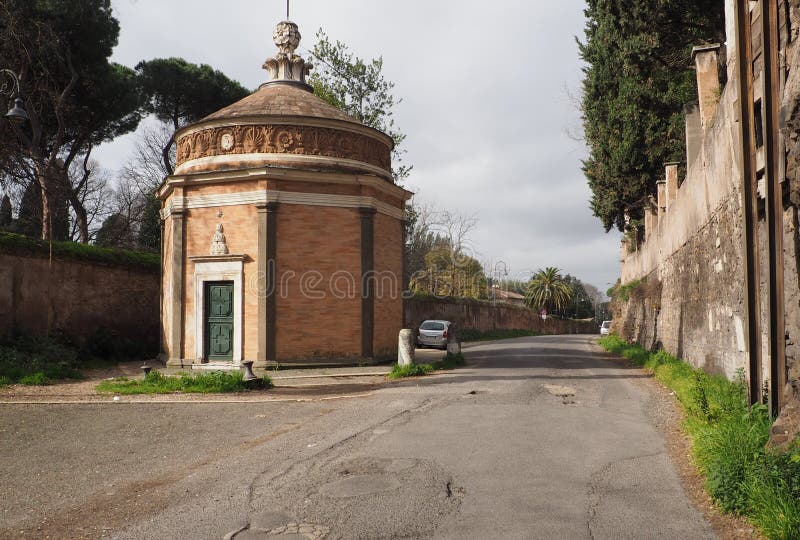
[
  {"left": 0, "top": 335, "right": 82, "bottom": 384},
  {"left": 18, "top": 372, "right": 50, "bottom": 385},
  {"left": 0, "top": 231, "right": 159, "bottom": 271},
  {"left": 599, "top": 335, "right": 800, "bottom": 538},
  {"left": 96, "top": 370, "right": 272, "bottom": 395}
]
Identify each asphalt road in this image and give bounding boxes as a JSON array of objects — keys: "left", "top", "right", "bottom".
[{"left": 0, "top": 335, "right": 714, "bottom": 539}]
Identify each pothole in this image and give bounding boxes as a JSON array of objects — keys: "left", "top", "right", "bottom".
[
  {"left": 543, "top": 384, "right": 577, "bottom": 405},
  {"left": 249, "top": 456, "right": 460, "bottom": 539},
  {"left": 543, "top": 384, "right": 576, "bottom": 397}
]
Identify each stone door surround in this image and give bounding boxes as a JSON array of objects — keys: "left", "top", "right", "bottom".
[{"left": 190, "top": 256, "right": 245, "bottom": 363}]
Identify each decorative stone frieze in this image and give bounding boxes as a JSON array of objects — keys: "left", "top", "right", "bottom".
[{"left": 175, "top": 124, "right": 391, "bottom": 172}]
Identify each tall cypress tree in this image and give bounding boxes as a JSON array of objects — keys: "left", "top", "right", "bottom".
[{"left": 579, "top": 0, "right": 725, "bottom": 233}]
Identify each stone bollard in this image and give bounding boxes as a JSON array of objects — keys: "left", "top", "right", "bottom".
[
  {"left": 241, "top": 360, "right": 261, "bottom": 388},
  {"left": 446, "top": 330, "right": 461, "bottom": 355},
  {"left": 398, "top": 329, "right": 415, "bottom": 366}
]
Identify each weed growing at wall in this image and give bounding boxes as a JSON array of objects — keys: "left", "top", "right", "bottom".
[
  {"left": 599, "top": 335, "right": 800, "bottom": 539},
  {"left": 389, "top": 352, "right": 466, "bottom": 379},
  {"left": 96, "top": 371, "right": 273, "bottom": 394},
  {"left": 607, "top": 279, "right": 642, "bottom": 302}
]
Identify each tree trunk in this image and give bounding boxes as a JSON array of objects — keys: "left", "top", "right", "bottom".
[
  {"left": 35, "top": 168, "right": 52, "bottom": 241},
  {"left": 70, "top": 196, "right": 89, "bottom": 244},
  {"left": 162, "top": 135, "right": 175, "bottom": 175}
]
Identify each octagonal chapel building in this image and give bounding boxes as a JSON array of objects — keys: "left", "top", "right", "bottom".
[{"left": 158, "top": 21, "right": 411, "bottom": 368}]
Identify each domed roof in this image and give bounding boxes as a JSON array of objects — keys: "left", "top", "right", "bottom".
[
  {"left": 172, "top": 20, "right": 393, "bottom": 178},
  {"left": 202, "top": 83, "right": 357, "bottom": 124}
]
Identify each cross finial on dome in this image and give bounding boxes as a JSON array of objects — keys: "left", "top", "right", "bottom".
[{"left": 261, "top": 19, "right": 313, "bottom": 90}]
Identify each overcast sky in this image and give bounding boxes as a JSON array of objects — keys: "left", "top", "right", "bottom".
[{"left": 96, "top": 0, "right": 622, "bottom": 292}]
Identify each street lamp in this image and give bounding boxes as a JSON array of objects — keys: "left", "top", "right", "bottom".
[{"left": 1, "top": 69, "right": 28, "bottom": 125}]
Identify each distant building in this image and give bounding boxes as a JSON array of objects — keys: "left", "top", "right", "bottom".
[{"left": 490, "top": 287, "right": 526, "bottom": 306}]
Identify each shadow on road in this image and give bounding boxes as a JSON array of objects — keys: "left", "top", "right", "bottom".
[{"left": 400, "top": 334, "right": 650, "bottom": 388}]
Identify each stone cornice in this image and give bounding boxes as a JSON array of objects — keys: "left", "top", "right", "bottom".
[
  {"left": 174, "top": 152, "right": 391, "bottom": 178},
  {"left": 158, "top": 166, "right": 413, "bottom": 202},
  {"left": 188, "top": 254, "right": 248, "bottom": 263},
  {"left": 160, "top": 189, "right": 406, "bottom": 221}
]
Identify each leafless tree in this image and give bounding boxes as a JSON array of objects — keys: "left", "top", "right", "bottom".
[
  {"left": 431, "top": 209, "right": 479, "bottom": 266},
  {"left": 65, "top": 157, "right": 111, "bottom": 243},
  {"left": 118, "top": 122, "right": 174, "bottom": 196}
]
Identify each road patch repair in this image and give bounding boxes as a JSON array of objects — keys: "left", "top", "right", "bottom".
[{"left": 543, "top": 383, "right": 577, "bottom": 404}]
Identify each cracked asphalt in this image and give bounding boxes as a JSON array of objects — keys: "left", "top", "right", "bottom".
[{"left": 0, "top": 335, "right": 715, "bottom": 539}]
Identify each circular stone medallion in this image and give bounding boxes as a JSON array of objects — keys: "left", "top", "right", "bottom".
[{"left": 220, "top": 133, "right": 234, "bottom": 151}]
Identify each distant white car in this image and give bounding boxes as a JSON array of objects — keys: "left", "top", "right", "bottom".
[
  {"left": 417, "top": 320, "right": 452, "bottom": 350},
  {"left": 600, "top": 320, "right": 612, "bottom": 335}
]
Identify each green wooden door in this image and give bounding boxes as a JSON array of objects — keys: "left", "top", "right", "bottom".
[{"left": 205, "top": 281, "right": 234, "bottom": 361}]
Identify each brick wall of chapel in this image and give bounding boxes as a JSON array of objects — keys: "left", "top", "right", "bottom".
[
  {"left": 373, "top": 211, "right": 404, "bottom": 358},
  {"left": 275, "top": 204, "right": 363, "bottom": 361}
]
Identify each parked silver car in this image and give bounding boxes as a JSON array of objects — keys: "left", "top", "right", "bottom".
[
  {"left": 600, "top": 320, "right": 612, "bottom": 335},
  {"left": 417, "top": 320, "right": 452, "bottom": 349}
]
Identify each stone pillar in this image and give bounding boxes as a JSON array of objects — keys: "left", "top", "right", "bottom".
[
  {"left": 684, "top": 102, "right": 702, "bottom": 171},
  {"left": 359, "top": 207, "right": 376, "bottom": 359},
  {"left": 644, "top": 195, "right": 658, "bottom": 241},
  {"left": 398, "top": 329, "right": 414, "bottom": 366},
  {"left": 446, "top": 331, "right": 461, "bottom": 355},
  {"left": 167, "top": 209, "right": 185, "bottom": 366},
  {"left": 692, "top": 44, "right": 722, "bottom": 131},
  {"left": 656, "top": 179, "right": 667, "bottom": 217},
  {"left": 664, "top": 162, "right": 679, "bottom": 211}
]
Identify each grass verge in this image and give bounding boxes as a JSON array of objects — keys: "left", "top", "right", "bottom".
[
  {"left": 599, "top": 334, "right": 800, "bottom": 539},
  {"left": 96, "top": 371, "right": 273, "bottom": 395},
  {"left": 459, "top": 329, "right": 540, "bottom": 341},
  {"left": 389, "top": 352, "right": 466, "bottom": 379}
]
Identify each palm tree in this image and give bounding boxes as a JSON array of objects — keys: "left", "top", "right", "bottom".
[{"left": 525, "top": 267, "right": 574, "bottom": 315}]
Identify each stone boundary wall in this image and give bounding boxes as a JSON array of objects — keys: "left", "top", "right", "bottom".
[
  {"left": 616, "top": 48, "right": 749, "bottom": 380},
  {"left": 405, "top": 297, "right": 598, "bottom": 336},
  {"left": 0, "top": 251, "right": 160, "bottom": 355},
  {"left": 620, "top": 61, "right": 743, "bottom": 283}
]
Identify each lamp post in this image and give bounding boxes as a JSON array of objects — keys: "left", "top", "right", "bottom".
[
  {"left": 492, "top": 260, "right": 508, "bottom": 305},
  {"left": 1, "top": 69, "right": 29, "bottom": 125}
]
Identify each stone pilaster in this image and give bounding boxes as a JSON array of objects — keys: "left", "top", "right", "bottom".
[
  {"left": 167, "top": 210, "right": 185, "bottom": 366},
  {"left": 265, "top": 202, "right": 280, "bottom": 362},
  {"left": 256, "top": 203, "right": 268, "bottom": 366}
]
